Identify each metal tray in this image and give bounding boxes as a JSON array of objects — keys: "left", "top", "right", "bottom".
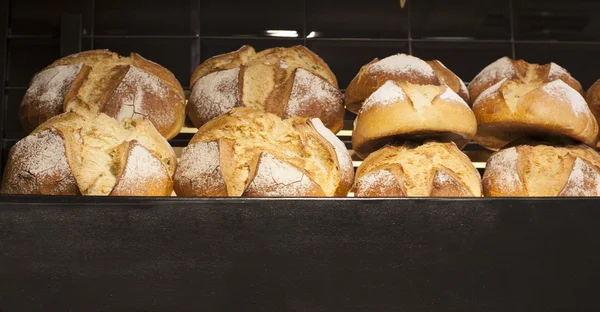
[{"left": 1, "top": 196, "right": 599, "bottom": 311}]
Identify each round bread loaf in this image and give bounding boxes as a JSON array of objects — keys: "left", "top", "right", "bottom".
[
  {"left": 352, "top": 141, "right": 481, "bottom": 197},
  {"left": 483, "top": 142, "right": 600, "bottom": 196},
  {"left": 187, "top": 45, "right": 344, "bottom": 133},
  {"left": 472, "top": 68, "right": 598, "bottom": 150},
  {"left": 469, "top": 57, "right": 583, "bottom": 103},
  {"left": 586, "top": 79, "right": 600, "bottom": 147},
  {"left": 20, "top": 49, "right": 186, "bottom": 139},
  {"left": 173, "top": 107, "right": 353, "bottom": 197},
  {"left": 1, "top": 111, "right": 177, "bottom": 196},
  {"left": 345, "top": 53, "right": 469, "bottom": 113},
  {"left": 352, "top": 80, "right": 477, "bottom": 159}
]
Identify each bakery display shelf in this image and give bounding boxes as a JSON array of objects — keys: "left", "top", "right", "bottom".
[{"left": 1, "top": 195, "right": 600, "bottom": 311}]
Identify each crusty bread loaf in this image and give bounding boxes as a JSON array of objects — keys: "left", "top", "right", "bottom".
[
  {"left": 2, "top": 111, "right": 177, "bottom": 196},
  {"left": 483, "top": 142, "right": 600, "bottom": 196},
  {"left": 345, "top": 54, "right": 469, "bottom": 113},
  {"left": 173, "top": 107, "right": 353, "bottom": 197},
  {"left": 586, "top": 79, "right": 600, "bottom": 147},
  {"left": 352, "top": 80, "right": 477, "bottom": 159},
  {"left": 472, "top": 73, "right": 598, "bottom": 151},
  {"left": 20, "top": 49, "right": 186, "bottom": 139},
  {"left": 352, "top": 141, "right": 481, "bottom": 197},
  {"left": 187, "top": 45, "right": 345, "bottom": 133},
  {"left": 469, "top": 57, "right": 583, "bottom": 103}
]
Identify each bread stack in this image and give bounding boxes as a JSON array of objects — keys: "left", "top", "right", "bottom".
[
  {"left": 473, "top": 57, "right": 600, "bottom": 196},
  {"left": 3, "top": 49, "right": 183, "bottom": 196},
  {"left": 349, "top": 54, "right": 481, "bottom": 197}
]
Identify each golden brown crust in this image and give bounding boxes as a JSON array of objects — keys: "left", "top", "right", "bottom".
[
  {"left": 344, "top": 54, "right": 469, "bottom": 113},
  {"left": 190, "top": 45, "right": 256, "bottom": 87},
  {"left": 1, "top": 129, "right": 79, "bottom": 195},
  {"left": 429, "top": 166, "right": 474, "bottom": 197},
  {"left": 175, "top": 107, "right": 352, "bottom": 197},
  {"left": 3, "top": 111, "right": 176, "bottom": 196},
  {"left": 352, "top": 81, "right": 477, "bottom": 159},
  {"left": 268, "top": 68, "right": 345, "bottom": 133},
  {"left": 110, "top": 140, "right": 173, "bottom": 196},
  {"left": 586, "top": 79, "right": 600, "bottom": 147},
  {"left": 353, "top": 141, "right": 481, "bottom": 197},
  {"left": 20, "top": 49, "right": 185, "bottom": 139},
  {"left": 483, "top": 143, "right": 600, "bottom": 196},
  {"left": 427, "top": 60, "right": 470, "bottom": 104},
  {"left": 352, "top": 164, "right": 407, "bottom": 197},
  {"left": 187, "top": 45, "right": 343, "bottom": 132},
  {"left": 299, "top": 118, "right": 354, "bottom": 196},
  {"left": 473, "top": 78, "right": 598, "bottom": 151},
  {"left": 173, "top": 140, "right": 230, "bottom": 197},
  {"left": 242, "top": 152, "right": 326, "bottom": 197},
  {"left": 469, "top": 57, "right": 583, "bottom": 103}
]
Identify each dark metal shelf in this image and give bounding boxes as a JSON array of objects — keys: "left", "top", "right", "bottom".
[{"left": 1, "top": 195, "right": 599, "bottom": 311}]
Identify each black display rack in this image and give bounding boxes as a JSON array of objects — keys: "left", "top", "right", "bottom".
[{"left": 3, "top": 0, "right": 600, "bottom": 310}]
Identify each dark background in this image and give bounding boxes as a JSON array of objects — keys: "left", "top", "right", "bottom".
[{"left": 2, "top": 0, "right": 600, "bottom": 169}]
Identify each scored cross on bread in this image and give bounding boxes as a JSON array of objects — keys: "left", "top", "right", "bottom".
[
  {"left": 1, "top": 111, "right": 176, "bottom": 196},
  {"left": 174, "top": 108, "right": 353, "bottom": 197},
  {"left": 352, "top": 141, "right": 482, "bottom": 197},
  {"left": 19, "top": 50, "right": 186, "bottom": 139},
  {"left": 471, "top": 58, "right": 597, "bottom": 151},
  {"left": 468, "top": 56, "right": 583, "bottom": 102},
  {"left": 345, "top": 53, "right": 469, "bottom": 113},
  {"left": 187, "top": 45, "right": 345, "bottom": 133},
  {"left": 483, "top": 142, "right": 600, "bottom": 196},
  {"left": 352, "top": 80, "right": 477, "bottom": 159}
]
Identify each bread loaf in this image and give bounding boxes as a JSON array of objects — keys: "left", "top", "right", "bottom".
[
  {"left": 483, "top": 142, "right": 600, "bottom": 196},
  {"left": 20, "top": 49, "right": 186, "bottom": 139},
  {"left": 1, "top": 111, "right": 177, "bottom": 196},
  {"left": 173, "top": 107, "right": 353, "bottom": 197},
  {"left": 345, "top": 54, "right": 469, "bottom": 113},
  {"left": 469, "top": 57, "right": 583, "bottom": 103},
  {"left": 188, "top": 45, "right": 344, "bottom": 133},
  {"left": 352, "top": 80, "right": 477, "bottom": 159},
  {"left": 586, "top": 79, "right": 600, "bottom": 147},
  {"left": 352, "top": 141, "right": 481, "bottom": 197},
  {"left": 471, "top": 60, "right": 598, "bottom": 150}
]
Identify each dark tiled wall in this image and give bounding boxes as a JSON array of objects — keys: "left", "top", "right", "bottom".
[{"left": 2, "top": 0, "right": 600, "bottom": 170}]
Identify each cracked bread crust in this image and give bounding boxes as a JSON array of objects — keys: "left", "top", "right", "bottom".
[
  {"left": 352, "top": 141, "right": 481, "bottom": 197},
  {"left": 187, "top": 45, "right": 344, "bottom": 133},
  {"left": 586, "top": 79, "right": 600, "bottom": 147},
  {"left": 345, "top": 54, "right": 469, "bottom": 113},
  {"left": 352, "top": 80, "right": 477, "bottom": 159},
  {"left": 472, "top": 76, "right": 597, "bottom": 151},
  {"left": 19, "top": 49, "right": 185, "bottom": 139},
  {"left": 173, "top": 108, "right": 353, "bottom": 197},
  {"left": 468, "top": 57, "right": 583, "bottom": 103},
  {"left": 483, "top": 143, "right": 600, "bottom": 197},
  {"left": 2, "top": 111, "right": 176, "bottom": 196}
]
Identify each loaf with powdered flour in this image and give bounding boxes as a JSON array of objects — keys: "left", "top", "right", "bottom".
[
  {"left": 471, "top": 57, "right": 597, "bottom": 151},
  {"left": 352, "top": 141, "right": 481, "bottom": 197},
  {"left": 483, "top": 142, "right": 600, "bottom": 196},
  {"left": 187, "top": 45, "right": 345, "bottom": 133},
  {"left": 20, "top": 50, "right": 186, "bottom": 139},
  {"left": 352, "top": 80, "right": 477, "bottom": 159},
  {"left": 345, "top": 53, "right": 469, "bottom": 113},
  {"left": 586, "top": 79, "right": 600, "bottom": 147},
  {"left": 173, "top": 108, "right": 353, "bottom": 197},
  {"left": 468, "top": 56, "right": 583, "bottom": 102},
  {"left": 1, "top": 111, "right": 177, "bottom": 196}
]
